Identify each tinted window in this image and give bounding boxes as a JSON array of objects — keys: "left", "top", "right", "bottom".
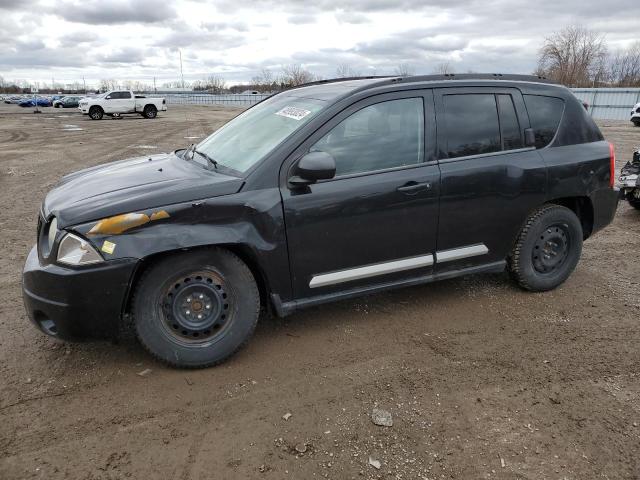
[
  {"left": 310, "top": 97, "right": 424, "bottom": 176},
  {"left": 497, "top": 94, "right": 523, "bottom": 150},
  {"left": 523, "top": 95, "right": 564, "bottom": 149},
  {"left": 443, "top": 94, "right": 500, "bottom": 158}
]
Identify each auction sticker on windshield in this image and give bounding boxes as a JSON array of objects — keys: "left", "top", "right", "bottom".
[{"left": 275, "top": 106, "right": 312, "bottom": 121}]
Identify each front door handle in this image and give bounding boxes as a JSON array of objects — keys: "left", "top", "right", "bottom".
[{"left": 397, "top": 181, "right": 432, "bottom": 194}]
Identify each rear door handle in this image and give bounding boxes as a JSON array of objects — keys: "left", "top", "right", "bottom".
[{"left": 397, "top": 181, "right": 432, "bottom": 194}]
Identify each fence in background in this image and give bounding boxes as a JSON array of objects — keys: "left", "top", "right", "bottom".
[
  {"left": 571, "top": 88, "right": 640, "bottom": 120},
  {"left": 161, "top": 89, "right": 640, "bottom": 120},
  {"left": 164, "top": 93, "right": 270, "bottom": 107}
]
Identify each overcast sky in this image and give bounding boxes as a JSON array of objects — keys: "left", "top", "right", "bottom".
[{"left": 0, "top": 0, "right": 638, "bottom": 87}]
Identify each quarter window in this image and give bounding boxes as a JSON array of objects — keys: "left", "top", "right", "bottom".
[
  {"left": 443, "top": 94, "right": 501, "bottom": 159},
  {"left": 523, "top": 95, "right": 564, "bottom": 149},
  {"left": 497, "top": 94, "right": 523, "bottom": 150},
  {"left": 310, "top": 97, "right": 424, "bottom": 176}
]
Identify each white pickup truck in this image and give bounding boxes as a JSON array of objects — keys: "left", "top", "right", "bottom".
[{"left": 78, "top": 90, "right": 167, "bottom": 120}]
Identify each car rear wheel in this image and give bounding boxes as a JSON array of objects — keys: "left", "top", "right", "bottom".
[
  {"left": 143, "top": 105, "right": 157, "bottom": 119},
  {"left": 632, "top": 120, "right": 640, "bottom": 127},
  {"left": 508, "top": 204, "right": 583, "bottom": 292},
  {"left": 89, "top": 106, "right": 103, "bottom": 120},
  {"left": 133, "top": 248, "right": 260, "bottom": 368}
]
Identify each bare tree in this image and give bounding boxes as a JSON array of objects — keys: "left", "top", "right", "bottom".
[
  {"left": 281, "top": 64, "right": 316, "bottom": 86},
  {"left": 99, "top": 79, "right": 120, "bottom": 91},
  {"left": 433, "top": 62, "right": 454, "bottom": 75},
  {"left": 537, "top": 26, "right": 607, "bottom": 87},
  {"left": 394, "top": 63, "right": 415, "bottom": 77},
  {"left": 335, "top": 63, "right": 361, "bottom": 78},
  {"left": 608, "top": 41, "right": 640, "bottom": 87},
  {"left": 204, "top": 75, "right": 227, "bottom": 93},
  {"left": 251, "top": 68, "right": 275, "bottom": 92}
]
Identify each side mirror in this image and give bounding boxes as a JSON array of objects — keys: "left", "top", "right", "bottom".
[
  {"left": 290, "top": 151, "right": 336, "bottom": 186},
  {"left": 524, "top": 128, "right": 536, "bottom": 148},
  {"left": 105, "top": 95, "right": 112, "bottom": 100}
]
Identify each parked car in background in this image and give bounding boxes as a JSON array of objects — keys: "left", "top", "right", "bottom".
[
  {"left": 631, "top": 102, "right": 640, "bottom": 126},
  {"left": 19, "top": 98, "right": 52, "bottom": 107},
  {"left": 4, "top": 96, "right": 24, "bottom": 104},
  {"left": 53, "top": 96, "right": 83, "bottom": 108},
  {"left": 78, "top": 90, "right": 166, "bottom": 120},
  {"left": 23, "top": 74, "right": 619, "bottom": 368}
]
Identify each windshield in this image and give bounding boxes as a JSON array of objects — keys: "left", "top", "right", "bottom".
[{"left": 194, "top": 94, "right": 327, "bottom": 174}]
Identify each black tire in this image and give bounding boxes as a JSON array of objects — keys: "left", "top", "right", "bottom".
[
  {"left": 632, "top": 120, "right": 640, "bottom": 127},
  {"left": 89, "top": 106, "right": 103, "bottom": 120},
  {"left": 133, "top": 248, "right": 260, "bottom": 368},
  {"left": 508, "top": 204, "right": 583, "bottom": 292},
  {"left": 143, "top": 105, "right": 157, "bottom": 119},
  {"left": 628, "top": 196, "right": 640, "bottom": 210}
]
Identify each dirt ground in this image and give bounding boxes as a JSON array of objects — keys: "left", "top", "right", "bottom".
[{"left": 1, "top": 103, "right": 639, "bottom": 480}]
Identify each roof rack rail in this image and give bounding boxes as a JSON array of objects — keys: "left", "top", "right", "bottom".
[
  {"left": 391, "top": 73, "right": 555, "bottom": 84},
  {"left": 289, "top": 73, "right": 555, "bottom": 91}
]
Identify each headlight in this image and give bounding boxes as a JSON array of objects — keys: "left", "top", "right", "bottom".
[{"left": 57, "top": 233, "right": 103, "bottom": 266}]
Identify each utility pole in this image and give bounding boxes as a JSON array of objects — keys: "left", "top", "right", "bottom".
[
  {"left": 82, "top": 76, "right": 86, "bottom": 94},
  {"left": 153, "top": 76, "right": 156, "bottom": 93},
  {"left": 179, "top": 49, "right": 185, "bottom": 89}
]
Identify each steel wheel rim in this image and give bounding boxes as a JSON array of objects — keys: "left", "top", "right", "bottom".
[
  {"left": 532, "top": 223, "right": 570, "bottom": 274},
  {"left": 159, "top": 270, "right": 233, "bottom": 345}
]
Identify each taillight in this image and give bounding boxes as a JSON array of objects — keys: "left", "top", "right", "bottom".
[{"left": 609, "top": 142, "right": 615, "bottom": 188}]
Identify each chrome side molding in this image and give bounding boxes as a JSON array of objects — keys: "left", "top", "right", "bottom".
[
  {"left": 435, "top": 243, "right": 489, "bottom": 263},
  {"left": 309, "top": 254, "right": 434, "bottom": 289},
  {"left": 309, "top": 243, "right": 489, "bottom": 288}
]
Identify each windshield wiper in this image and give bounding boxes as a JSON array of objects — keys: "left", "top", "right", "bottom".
[{"left": 194, "top": 149, "right": 218, "bottom": 169}]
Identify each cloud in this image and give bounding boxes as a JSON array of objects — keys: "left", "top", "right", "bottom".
[
  {"left": 201, "top": 21, "right": 249, "bottom": 32},
  {"left": 53, "top": 0, "right": 175, "bottom": 25},
  {"left": 154, "top": 23, "right": 246, "bottom": 49},
  {"left": 0, "top": 0, "right": 638, "bottom": 85},
  {"left": 97, "top": 47, "right": 148, "bottom": 64},
  {"left": 59, "top": 31, "right": 100, "bottom": 48},
  {"left": 0, "top": 0, "right": 35, "bottom": 10},
  {"left": 287, "top": 14, "right": 316, "bottom": 25},
  {"left": 335, "top": 11, "right": 369, "bottom": 24}
]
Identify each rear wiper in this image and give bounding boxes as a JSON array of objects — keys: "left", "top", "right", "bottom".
[{"left": 194, "top": 149, "right": 218, "bottom": 169}]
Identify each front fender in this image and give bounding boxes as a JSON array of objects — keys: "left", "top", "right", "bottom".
[{"left": 72, "top": 188, "right": 292, "bottom": 302}]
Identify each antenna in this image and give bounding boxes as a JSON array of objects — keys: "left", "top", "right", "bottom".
[{"left": 179, "top": 49, "right": 185, "bottom": 89}]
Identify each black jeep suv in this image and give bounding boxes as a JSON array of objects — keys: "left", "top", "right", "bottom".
[{"left": 23, "top": 74, "right": 618, "bottom": 368}]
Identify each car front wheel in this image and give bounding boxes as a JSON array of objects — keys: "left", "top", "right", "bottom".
[
  {"left": 508, "top": 204, "right": 583, "bottom": 292},
  {"left": 133, "top": 248, "right": 260, "bottom": 368}
]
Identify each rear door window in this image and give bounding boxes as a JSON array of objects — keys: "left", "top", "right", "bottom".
[
  {"left": 523, "top": 95, "right": 564, "bottom": 149},
  {"left": 443, "top": 94, "right": 501, "bottom": 159}
]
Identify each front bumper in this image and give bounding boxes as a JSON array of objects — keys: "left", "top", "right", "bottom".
[{"left": 22, "top": 246, "right": 137, "bottom": 340}]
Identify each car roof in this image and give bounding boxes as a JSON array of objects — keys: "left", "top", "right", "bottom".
[{"left": 283, "top": 74, "right": 561, "bottom": 103}]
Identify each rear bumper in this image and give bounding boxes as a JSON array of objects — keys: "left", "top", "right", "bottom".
[
  {"left": 590, "top": 187, "right": 619, "bottom": 235},
  {"left": 22, "top": 246, "right": 137, "bottom": 340}
]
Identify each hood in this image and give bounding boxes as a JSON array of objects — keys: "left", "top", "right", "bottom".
[{"left": 44, "top": 152, "right": 244, "bottom": 227}]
